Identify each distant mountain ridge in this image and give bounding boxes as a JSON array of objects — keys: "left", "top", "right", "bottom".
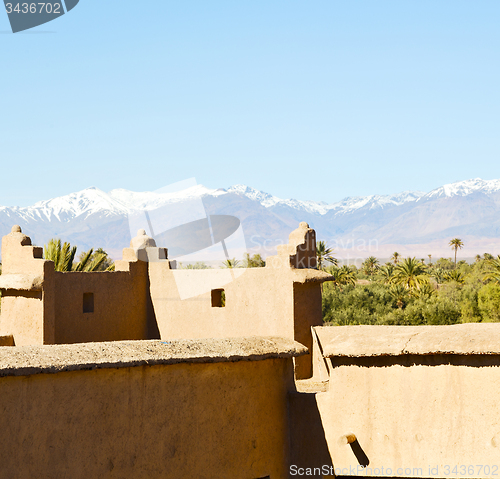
[{"left": 2, "top": 178, "right": 500, "bottom": 259}]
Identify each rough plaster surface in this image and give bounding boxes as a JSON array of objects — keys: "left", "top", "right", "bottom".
[
  {"left": 0, "top": 273, "right": 43, "bottom": 291},
  {"left": 316, "top": 323, "right": 500, "bottom": 357},
  {"left": 0, "top": 336, "right": 307, "bottom": 377},
  {"left": 0, "top": 356, "right": 295, "bottom": 478},
  {"left": 318, "top": 360, "right": 500, "bottom": 477}
]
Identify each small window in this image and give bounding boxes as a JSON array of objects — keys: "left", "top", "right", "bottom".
[
  {"left": 83, "top": 292, "right": 94, "bottom": 313},
  {"left": 211, "top": 289, "right": 225, "bottom": 307}
]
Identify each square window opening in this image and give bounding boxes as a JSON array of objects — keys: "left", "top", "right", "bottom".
[
  {"left": 211, "top": 289, "right": 225, "bottom": 307},
  {"left": 83, "top": 292, "right": 94, "bottom": 313}
]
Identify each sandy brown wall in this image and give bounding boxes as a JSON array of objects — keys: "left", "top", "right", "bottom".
[
  {"left": 0, "top": 357, "right": 293, "bottom": 479},
  {"left": 149, "top": 265, "right": 295, "bottom": 342},
  {"left": 53, "top": 262, "right": 151, "bottom": 344},
  {"left": 318, "top": 355, "right": 500, "bottom": 478},
  {"left": 293, "top": 283, "right": 323, "bottom": 378},
  {"left": 0, "top": 291, "right": 43, "bottom": 345}
]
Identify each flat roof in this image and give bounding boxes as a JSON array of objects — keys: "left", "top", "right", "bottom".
[
  {"left": 315, "top": 323, "right": 500, "bottom": 357},
  {"left": 0, "top": 337, "right": 307, "bottom": 378}
]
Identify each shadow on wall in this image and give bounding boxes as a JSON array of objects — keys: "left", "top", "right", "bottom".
[{"left": 289, "top": 392, "right": 333, "bottom": 471}]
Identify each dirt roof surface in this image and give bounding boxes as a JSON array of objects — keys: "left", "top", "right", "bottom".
[
  {"left": 315, "top": 323, "right": 500, "bottom": 357},
  {"left": 0, "top": 337, "right": 307, "bottom": 377}
]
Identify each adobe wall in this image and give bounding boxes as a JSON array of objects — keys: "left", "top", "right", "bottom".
[
  {"left": 146, "top": 222, "right": 330, "bottom": 379},
  {"left": 0, "top": 226, "right": 155, "bottom": 345},
  {"left": 0, "top": 337, "right": 304, "bottom": 479},
  {"left": 312, "top": 324, "right": 500, "bottom": 478},
  {"left": 0, "top": 226, "right": 55, "bottom": 345},
  {"left": 53, "top": 261, "right": 152, "bottom": 344},
  {"left": 149, "top": 266, "right": 295, "bottom": 341}
]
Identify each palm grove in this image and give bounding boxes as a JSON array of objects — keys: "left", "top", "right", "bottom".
[{"left": 319, "top": 238, "right": 500, "bottom": 325}]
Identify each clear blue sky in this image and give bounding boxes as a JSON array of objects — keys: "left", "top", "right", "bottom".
[{"left": 1, "top": 0, "right": 499, "bottom": 206}]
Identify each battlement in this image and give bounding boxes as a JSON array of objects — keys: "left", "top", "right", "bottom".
[{"left": 0, "top": 223, "right": 330, "bottom": 378}]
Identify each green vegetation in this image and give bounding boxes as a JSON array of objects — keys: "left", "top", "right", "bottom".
[
  {"left": 316, "top": 241, "right": 338, "bottom": 269},
  {"left": 43, "top": 239, "right": 114, "bottom": 272},
  {"left": 449, "top": 238, "right": 464, "bottom": 267},
  {"left": 221, "top": 258, "right": 241, "bottom": 268},
  {"left": 322, "top": 251, "right": 500, "bottom": 326},
  {"left": 243, "top": 253, "right": 266, "bottom": 268},
  {"left": 179, "top": 261, "right": 212, "bottom": 269}
]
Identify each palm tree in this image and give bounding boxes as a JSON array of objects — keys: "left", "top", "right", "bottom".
[
  {"left": 391, "top": 257, "right": 429, "bottom": 292},
  {"left": 413, "top": 282, "right": 436, "bottom": 299},
  {"left": 449, "top": 238, "right": 464, "bottom": 268},
  {"left": 391, "top": 252, "right": 401, "bottom": 264},
  {"left": 484, "top": 255, "right": 500, "bottom": 284},
  {"left": 44, "top": 239, "right": 113, "bottom": 272},
  {"left": 327, "top": 265, "right": 356, "bottom": 289},
  {"left": 378, "top": 263, "right": 395, "bottom": 284},
  {"left": 362, "top": 256, "right": 379, "bottom": 276},
  {"left": 339, "top": 265, "right": 357, "bottom": 286},
  {"left": 444, "top": 270, "right": 465, "bottom": 284},
  {"left": 221, "top": 258, "right": 240, "bottom": 268},
  {"left": 44, "top": 239, "right": 77, "bottom": 272},
  {"left": 75, "top": 248, "right": 113, "bottom": 272},
  {"left": 388, "top": 284, "right": 409, "bottom": 309},
  {"left": 428, "top": 254, "right": 432, "bottom": 266},
  {"left": 316, "top": 241, "right": 338, "bottom": 270}
]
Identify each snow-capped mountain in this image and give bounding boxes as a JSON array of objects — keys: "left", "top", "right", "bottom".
[
  {"left": 424, "top": 178, "right": 500, "bottom": 200},
  {"left": 2, "top": 178, "right": 500, "bottom": 258}
]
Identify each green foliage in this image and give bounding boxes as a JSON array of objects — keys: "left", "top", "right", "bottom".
[
  {"left": 449, "top": 238, "right": 464, "bottom": 267},
  {"left": 322, "top": 252, "right": 500, "bottom": 326},
  {"left": 387, "top": 284, "right": 409, "bottom": 309},
  {"left": 478, "top": 282, "right": 500, "bottom": 322},
  {"left": 75, "top": 248, "right": 114, "bottom": 272},
  {"left": 391, "top": 252, "right": 401, "bottom": 264},
  {"left": 444, "top": 269, "right": 465, "bottom": 284},
  {"left": 434, "top": 258, "right": 455, "bottom": 271},
  {"left": 322, "top": 283, "right": 394, "bottom": 325},
  {"left": 391, "top": 257, "right": 429, "bottom": 291},
  {"left": 483, "top": 255, "right": 500, "bottom": 284},
  {"left": 361, "top": 256, "right": 379, "bottom": 275},
  {"left": 432, "top": 267, "right": 446, "bottom": 284},
  {"left": 316, "top": 241, "right": 338, "bottom": 270},
  {"left": 326, "top": 265, "right": 356, "bottom": 288},
  {"left": 378, "top": 263, "right": 395, "bottom": 284},
  {"left": 44, "top": 239, "right": 77, "bottom": 272},
  {"left": 179, "top": 262, "right": 211, "bottom": 269},
  {"left": 243, "top": 253, "right": 266, "bottom": 268},
  {"left": 43, "top": 239, "right": 114, "bottom": 272},
  {"left": 221, "top": 258, "right": 240, "bottom": 268}
]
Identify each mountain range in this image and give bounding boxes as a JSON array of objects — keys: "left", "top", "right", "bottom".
[{"left": 2, "top": 178, "right": 500, "bottom": 260}]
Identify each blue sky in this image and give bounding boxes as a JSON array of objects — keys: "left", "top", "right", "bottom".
[{"left": 1, "top": 0, "right": 499, "bottom": 206}]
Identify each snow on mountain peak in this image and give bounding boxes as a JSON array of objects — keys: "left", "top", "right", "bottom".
[
  {"left": 425, "top": 178, "right": 500, "bottom": 199},
  {"left": 108, "top": 184, "right": 227, "bottom": 211},
  {"left": 6, "top": 178, "right": 500, "bottom": 227},
  {"left": 226, "top": 184, "right": 330, "bottom": 214},
  {"left": 25, "top": 187, "right": 128, "bottom": 222}
]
